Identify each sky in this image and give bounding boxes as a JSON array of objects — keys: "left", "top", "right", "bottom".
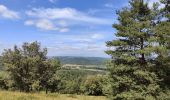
[{"left": 0, "top": 0, "right": 160, "bottom": 57}]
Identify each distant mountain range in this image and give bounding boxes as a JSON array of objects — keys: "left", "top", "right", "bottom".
[
  {"left": 52, "top": 56, "right": 109, "bottom": 65},
  {"left": 0, "top": 56, "right": 110, "bottom": 70}
]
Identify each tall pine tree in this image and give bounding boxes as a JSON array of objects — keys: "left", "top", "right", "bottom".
[
  {"left": 106, "top": 0, "right": 161, "bottom": 99},
  {"left": 154, "top": 0, "right": 170, "bottom": 89}
]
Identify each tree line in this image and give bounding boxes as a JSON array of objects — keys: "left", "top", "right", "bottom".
[
  {"left": 0, "top": 0, "right": 170, "bottom": 99},
  {"left": 0, "top": 42, "right": 108, "bottom": 95}
]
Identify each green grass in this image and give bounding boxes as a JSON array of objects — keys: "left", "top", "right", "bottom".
[{"left": 0, "top": 90, "right": 107, "bottom": 100}]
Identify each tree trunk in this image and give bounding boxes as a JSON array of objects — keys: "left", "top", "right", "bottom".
[
  {"left": 140, "top": 37, "right": 146, "bottom": 65},
  {"left": 46, "top": 87, "right": 48, "bottom": 94}
]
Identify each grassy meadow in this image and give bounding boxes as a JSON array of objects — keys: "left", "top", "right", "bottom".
[{"left": 0, "top": 90, "right": 107, "bottom": 100}]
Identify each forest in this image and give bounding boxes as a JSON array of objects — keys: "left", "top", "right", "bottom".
[{"left": 0, "top": 0, "right": 170, "bottom": 100}]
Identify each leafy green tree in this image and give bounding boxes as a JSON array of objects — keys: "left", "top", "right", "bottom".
[
  {"left": 82, "top": 75, "right": 105, "bottom": 96},
  {"left": 56, "top": 70, "right": 85, "bottom": 94},
  {"left": 106, "top": 0, "right": 161, "bottom": 99},
  {"left": 0, "top": 71, "right": 9, "bottom": 90},
  {"left": 44, "top": 58, "right": 61, "bottom": 93},
  {"left": 2, "top": 41, "right": 60, "bottom": 92}
]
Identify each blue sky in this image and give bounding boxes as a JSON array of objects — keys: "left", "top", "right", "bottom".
[{"left": 0, "top": 0, "right": 158, "bottom": 57}]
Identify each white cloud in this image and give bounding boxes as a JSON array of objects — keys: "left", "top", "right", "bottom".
[
  {"left": 25, "top": 7, "right": 112, "bottom": 32},
  {"left": 36, "top": 19, "right": 57, "bottom": 31},
  {"left": 0, "top": 5, "right": 20, "bottom": 19},
  {"left": 25, "top": 20, "right": 34, "bottom": 25},
  {"left": 46, "top": 42, "right": 107, "bottom": 57},
  {"left": 59, "top": 28, "right": 69, "bottom": 32},
  {"left": 54, "top": 33, "right": 104, "bottom": 43},
  {"left": 104, "top": 3, "right": 114, "bottom": 8},
  {"left": 43, "top": 32, "right": 107, "bottom": 53},
  {"left": 58, "top": 20, "right": 68, "bottom": 27},
  {"left": 49, "top": 0, "right": 57, "bottom": 3},
  {"left": 25, "top": 19, "right": 57, "bottom": 31},
  {"left": 91, "top": 34, "right": 104, "bottom": 39},
  {"left": 26, "top": 8, "right": 111, "bottom": 25},
  {"left": 24, "top": 19, "right": 69, "bottom": 32},
  {"left": 146, "top": 0, "right": 164, "bottom": 9}
]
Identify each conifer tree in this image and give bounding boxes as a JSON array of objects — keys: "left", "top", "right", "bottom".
[
  {"left": 106, "top": 0, "right": 161, "bottom": 99},
  {"left": 153, "top": 0, "right": 170, "bottom": 89}
]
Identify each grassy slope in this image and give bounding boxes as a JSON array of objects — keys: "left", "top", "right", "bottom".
[{"left": 0, "top": 91, "right": 107, "bottom": 100}]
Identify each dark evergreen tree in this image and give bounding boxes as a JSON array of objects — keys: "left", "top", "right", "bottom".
[
  {"left": 106, "top": 0, "right": 161, "bottom": 99},
  {"left": 153, "top": 0, "right": 170, "bottom": 89}
]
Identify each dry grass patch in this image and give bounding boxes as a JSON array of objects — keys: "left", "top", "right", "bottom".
[{"left": 0, "top": 91, "right": 107, "bottom": 100}]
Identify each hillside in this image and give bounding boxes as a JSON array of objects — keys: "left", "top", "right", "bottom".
[{"left": 53, "top": 56, "right": 109, "bottom": 65}]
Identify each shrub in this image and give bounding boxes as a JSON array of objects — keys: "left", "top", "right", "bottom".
[
  {"left": 82, "top": 75, "right": 105, "bottom": 96},
  {"left": 0, "top": 71, "right": 10, "bottom": 90}
]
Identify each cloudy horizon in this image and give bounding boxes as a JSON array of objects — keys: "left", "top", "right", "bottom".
[{"left": 0, "top": 0, "right": 160, "bottom": 57}]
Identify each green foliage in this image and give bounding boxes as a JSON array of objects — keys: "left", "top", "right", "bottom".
[
  {"left": 55, "top": 69, "right": 100, "bottom": 94},
  {"left": 46, "top": 69, "right": 108, "bottom": 95},
  {"left": 0, "top": 57, "right": 4, "bottom": 70},
  {"left": 82, "top": 75, "right": 107, "bottom": 96},
  {"left": 0, "top": 0, "right": 170, "bottom": 98},
  {"left": 0, "top": 71, "right": 9, "bottom": 90},
  {"left": 107, "top": 63, "right": 161, "bottom": 99},
  {"left": 46, "top": 75, "right": 61, "bottom": 93},
  {"left": 55, "top": 56, "right": 108, "bottom": 65},
  {"left": 1, "top": 41, "right": 61, "bottom": 92},
  {"left": 157, "top": 91, "right": 170, "bottom": 100},
  {"left": 153, "top": 0, "right": 170, "bottom": 89},
  {"left": 83, "top": 75, "right": 103, "bottom": 95},
  {"left": 105, "top": 0, "right": 168, "bottom": 99}
]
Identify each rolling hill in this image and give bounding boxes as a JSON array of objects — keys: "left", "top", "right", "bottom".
[{"left": 52, "top": 56, "right": 109, "bottom": 65}]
